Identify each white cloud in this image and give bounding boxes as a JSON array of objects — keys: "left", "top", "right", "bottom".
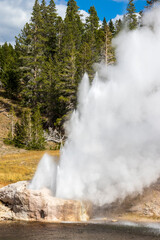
[
  {"left": 0, "top": 0, "right": 90, "bottom": 45},
  {"left": 56, "top": 4, "right": 89, "bottom": 22},
  {"left": 56, "top": 3, "right": 67, "bottom": 19},
  {"left": 79, "top": 10, "right": 89, "bottom": 23},
  {"left": 0, "top": 0, "right": 34, "bottom": 44},
  {"left": 111, "top": 12, "right": 140, "bottom": 25},
  {"left": 111, "top": 14, "right": 124, "bottom": 23}
]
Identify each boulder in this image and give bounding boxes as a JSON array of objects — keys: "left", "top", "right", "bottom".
[{"left": 0, "top": 181, "right": 91, "bottom": 222}]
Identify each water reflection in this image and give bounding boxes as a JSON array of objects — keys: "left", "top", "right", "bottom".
[{"left": 0, "top": 222, "right": 160, "bottom": 240}]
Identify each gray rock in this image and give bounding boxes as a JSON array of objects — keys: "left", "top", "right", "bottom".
[{"left": 0, "top": 181, "right": 91, "bottom": 222}]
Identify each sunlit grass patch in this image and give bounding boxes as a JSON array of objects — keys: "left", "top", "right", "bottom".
[{"left": 0, "top": 150, "right": 59, "bottom": 187}]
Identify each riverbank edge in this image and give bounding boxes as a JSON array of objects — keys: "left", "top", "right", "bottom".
[{"left": 1, "top": 211, "right": 160, "bottom": 224}]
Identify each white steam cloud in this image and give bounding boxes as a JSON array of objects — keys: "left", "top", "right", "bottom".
[
  {"left": 55, "top": 6, "right": 160, "bottom": 206},
  {"left": 29, "top": 153, "right": 57, "bottom": 194}
]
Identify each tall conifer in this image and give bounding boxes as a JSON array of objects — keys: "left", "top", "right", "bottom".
[
  {"left": 108, "top": 19, "right": 115, "bottom": 36},
  {"left": 53, "top": 0, "right": 84, "bottom": 129},
  {"left": 30, "top": 107, "right": 45, "bottom": 149},
  {"left": 0, "top": 43, "right": 20, "bottom": 98},
  {"left": 16, "top": 0, "right": 48, "bottom": 108},
  {"left": 84, "top": 6, "right": 100, "bottom": 75},
  {"left": 115, "top": 19, "right": 123, "bottom": 35},
  {"left": 45, "top": 0, "right": 57, "bottom": 59},
  {"left": 101, "top": 18, "right": 115, "bottom": 64},
  {"left": 125, "top": 0, "right": 138, "bottom": 30}
]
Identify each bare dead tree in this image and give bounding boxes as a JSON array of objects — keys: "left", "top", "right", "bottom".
[{"left": 44, "top": 127, "right": 66, "bottom": 147}]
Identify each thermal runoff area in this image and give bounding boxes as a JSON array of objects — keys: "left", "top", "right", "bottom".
[{"left": 30, "top": 6, "right": 160, "bottom": 206}]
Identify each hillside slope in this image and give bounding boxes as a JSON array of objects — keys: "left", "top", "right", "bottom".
[{"left": 0, "top": 90, "right": 26, "bottom": 156}]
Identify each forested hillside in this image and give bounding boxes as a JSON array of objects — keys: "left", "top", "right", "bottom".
[{"left": 0, "top": 0, "right": 157, "bottom": 149}]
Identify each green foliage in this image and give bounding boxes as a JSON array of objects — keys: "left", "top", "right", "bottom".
[
  {"left": 13, "top": 122, "right": 27, "bottom": 148},
  {"left": 101, "top": 18, "right": 115, "bottom": 64},
  {"left": 48, "top": 0, "right": 84, "bottom": 127},
  {"left": 125, "top": 0, "right": 138, "bottom": 30},
  {"left": 28, "top": 107, "right": 45, "bottom": 150},
  {"left": 4, "top": 107, "right": 16, "bottom": 145},
  {"left": 5, "top": 108, "right": 45, "bottom": 150},
  {"left": 86, "top": 6, "right": 99, "bottom": 32},
  {"left": 108, "top": 19, "right": 115, "bottom": 36},
  {"left": 3, "top": 132, "right": 14, "bottom": 145},
  {"left": 82, "top": 6, "right": 102, "bottom": 77},
  {"left": 0, "top": 43, "right": 21, "bottom": 99},
  {"left": 15, "top": 0, "right": 111, "bottom": 130},
  {"left": 45, "top": 0, "right": 58, "bottom": 58},
  {"left": 16, "top": 0, "right": 48, "bottom": 108},
  {"left": 2, "top": 69, "right": 21, "bottom": 98},
  {"left": 1, "top": 0, "right": 143, "bottom": 137},
  {"left": 115, "top": 19, "right": 123, "bottom": 35}
]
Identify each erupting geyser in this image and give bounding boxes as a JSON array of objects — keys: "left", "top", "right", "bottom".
[
  {"left": 31, "top": 6, "right": 160, "bottom": 206},
  {"left": 29, "top": 154, "right": 58, "bottom": 195}
]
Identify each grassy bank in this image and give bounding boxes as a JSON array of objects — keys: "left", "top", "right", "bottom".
[{"left": 0, "top": 150, "right": 59, "bottom": 188}]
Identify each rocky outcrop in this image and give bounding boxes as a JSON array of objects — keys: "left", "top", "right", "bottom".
[
  {"left": 92, "top": 179, "right": 160, "bottom": 221},
  {"left": 0, "top": 181, "right": 91, "bottom": 222},
  {"left": 124, "top": 179, "right": 160, "bottom": 218},
  {"left": 2, "top": 180, "right": 160, "bottom": 223}
]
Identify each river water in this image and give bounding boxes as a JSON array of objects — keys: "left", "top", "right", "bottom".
[{"left": 0, "top": 221, "right": 160, "bottom": 240}]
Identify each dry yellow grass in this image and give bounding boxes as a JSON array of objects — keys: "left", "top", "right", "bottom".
[
  {"left": 0, "top": 150, "right": 59, "bottom": 188},
  {"left": 0, "top": 91, "right": 61, "bottom": 188}
]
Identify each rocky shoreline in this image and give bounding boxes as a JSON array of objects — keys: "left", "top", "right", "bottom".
[
  {"left": 0, "top": 181, "right": 91, "bottom": 222},
  {"left": 1, "top": 180, "right": 160, "bottom": 223}
]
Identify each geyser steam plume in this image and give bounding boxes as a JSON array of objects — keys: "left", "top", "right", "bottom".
[
  {"left": 29, "top": 153, "right": 57, "bottom": 194},
  {"left": 55, "top": 6, "right": 160, "bottom": 206}
]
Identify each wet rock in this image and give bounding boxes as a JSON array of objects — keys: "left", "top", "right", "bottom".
[{"left": 0, "top": 181, "right": 91, "bottom": 222}]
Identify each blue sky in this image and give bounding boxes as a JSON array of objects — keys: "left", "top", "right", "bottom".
[
  {"left": 0, "top": 0, "right": 146, "bottom": 45},
  {"left": 75, "top": 0, "right": 146, "bottom": 21}
]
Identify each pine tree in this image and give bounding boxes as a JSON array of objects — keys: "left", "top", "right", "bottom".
[
  {"left": 12, "top": 1, "right": 121, "bottom": 133},
  {"left": 85, "top": 5, "right": 100, "bottom": 63},
  {"left": 0, "top": 43, "right": 21, "bottom": 99},
  {"left": 10, "top": 106, "right": 16, "bottom": 141},
  {"left": 55, "top": 16, "right": 64, "bottom": 53},
  {"left": 45, "top": 16, "right": 64, "bottom": 127},
  {"left": 16, "top": 0, "right": 48, "bottom": 108},
  {"left": 41, "top": 0, "right": 47, "bottom": 19},
  {"left": 101, "top": 19, "right": 115, "bottom": 65},
  {"left": 13, "top": 109, "right": 31, "bottom": 148},
  {"left": 13, "top": 122, "right": 26, "bottom": 147},
  {"left": 51, "top": 0, "right": 84, "bottom": 129},
  {"left": 86, "top": 6, "right": 99, "bottom": 32},
  {"left": 64, "top": 0, "right": 83, "bottom": 49},
  {"left": 78, "top": 40, "right": 93, "bottom": 76},
  {"left": 84, "top": 6, "right": 101, "bottom": 75},
  {"left": 40, "top": 0, "right": 49, "bottom": 55},
  {"left": 41, "top": 0, "right": 58, "bottom": 59},
  {"left": 54, "top": 38, "right": 77, "bottom": 128},
  {"left": 125, "top": 0, "right": 138, "bottom": 30},
  {"left": 115, "top": 19, "right": 123, "bottom": 35},
  {"left": 29, "top": 107, "right": 45, "bottom": 149},
  {"left": 146, "top": 0, "right": 160, "bottom": 7},
  {"left": 108, "top": 19, "right": 115, "bottom": 36},
  {"left": 12, "top": 108, "right": 45, "bottom": 149},
  {"left": 21, "top": 109, "right": 32, "bottom": 146},
  {"left": 4, "top": 106, "right": 16, "bottom": 145}
]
